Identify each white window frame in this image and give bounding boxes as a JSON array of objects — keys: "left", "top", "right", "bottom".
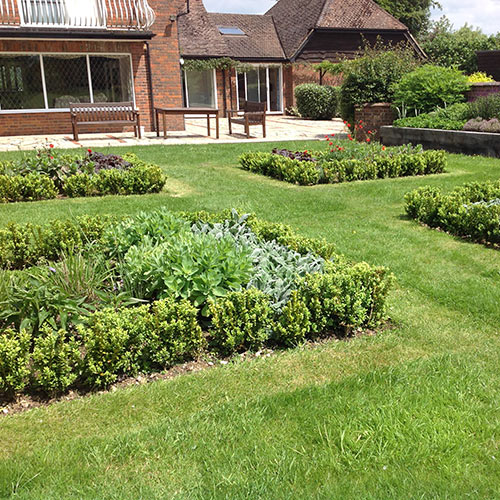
[
  {"left": 0, "top": 51, "right": 135, "bottom": 114},
  {"left": 182, "top": 67, "right": 218, "bottom": 112},
  {"left": 235, "top": 64, "right": 284, "bottom": 114}
]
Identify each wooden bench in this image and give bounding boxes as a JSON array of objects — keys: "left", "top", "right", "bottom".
[
  {"left": 70, "top": 102, "right": 141, "bottom": 141},
  {"left": 228, "top": 101, "right": 266, "bottom": 139}
]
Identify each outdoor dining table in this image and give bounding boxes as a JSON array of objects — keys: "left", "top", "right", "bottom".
[{"left": 155, "top": 107, "right": 220, "bottom": 139}]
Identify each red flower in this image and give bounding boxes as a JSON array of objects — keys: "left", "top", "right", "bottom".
[
  {"left": 347, "top": 123, "right": 351, "bottom": 128},
  {"left": 325, "top": 135, "right": 329, "bottom": 139},
  {"left": 382, "top": 146, "right": 386, "bottom": 150},
  {"left": 366, "top": 138, "right": 371, "bottom": 143},
  {"left": 331, "top": 133, "right": 335, "bottom": 137},
  {"left": 329, "top": 142, "right": 333, "bottom": 146},
  {"left": 87, "top": 149, "right": 92, "bottom": 153},
  {"left": 49, "top": 144, "right": 54, "bottom": 148},
  {"left": 304, "top": 150, "right": 308, "bottom": 153},
  {"left": 50, "top": 156, "right": 54, "bottom": 159}
]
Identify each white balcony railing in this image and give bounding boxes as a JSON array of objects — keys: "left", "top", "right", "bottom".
[{"left": 0, "top": 0, "right": 156, "bottom": 30}]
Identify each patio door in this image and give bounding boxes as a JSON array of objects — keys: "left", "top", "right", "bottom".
[
  {"left": 237, "top": 65, "right": 282, "bottom": 113},
  {"left": 182, "top": 69, "right": 217, "bottom": 108}
]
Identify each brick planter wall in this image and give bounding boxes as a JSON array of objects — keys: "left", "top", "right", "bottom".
[
  {"left": 467, "top": 82, "right": 500, "bottom": 102},
  {"left": 354, "top": 103, "right": 395, "bottom": 141}
]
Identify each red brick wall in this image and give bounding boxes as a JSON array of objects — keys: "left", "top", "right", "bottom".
[
  {"left": 0, "top": 39, "right": 151, "bottom": 137},
  {"left": 0, "top": 0, "right": 188, "bottom": 137},
  {"left": 467, "top": 82, "right": 500, "bottom": 102},
  {"left": 354, "top": 103, "right": 395, "bottom": 142},
  {"left": 148, "top": 0, "right": 186, "bottom": 131}
]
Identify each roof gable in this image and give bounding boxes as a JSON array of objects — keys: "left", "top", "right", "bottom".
[
  {"left": 267, "top": 0, "right": 409, "bottom": 59},
  {"left": 317, "top": 0, "right": 408, "bottom": 30}
]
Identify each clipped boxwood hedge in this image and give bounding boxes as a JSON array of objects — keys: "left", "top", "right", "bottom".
[
  {"left": 239, "top": 148, "right": 447, "bottom": 186},
  {"left": 405, "top": 180, "right": 500, "bottom": 245},
  {"left": 0, "top": 208, "right": 394, "bottom": 399},
  {"left": 0, "top": 151, "right": 166, "bottom": 203}
]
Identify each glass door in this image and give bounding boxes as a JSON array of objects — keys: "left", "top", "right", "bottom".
[
  {"left": 237, "top": 65, "right": 283, "bottom": 113},
  {"left": 183, "top": 69, "right": 216, "bottom": 108}
]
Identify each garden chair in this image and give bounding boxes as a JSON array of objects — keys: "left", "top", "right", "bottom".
[{"left": 227, "top": 101, "right": 266, "bottom": 139}]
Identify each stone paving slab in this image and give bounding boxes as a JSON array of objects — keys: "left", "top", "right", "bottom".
[{"left": 0, "top": 116, "right": 347, "bottom": 152}]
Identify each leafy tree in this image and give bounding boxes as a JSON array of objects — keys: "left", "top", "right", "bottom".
[
  {"left": 374, "top": 0, "right": 439, "bottom": 36},
  {"left": 421, "top": 17, "right": 500, "bottom": 74}
]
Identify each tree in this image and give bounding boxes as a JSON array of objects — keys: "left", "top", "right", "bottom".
[
  {"left": 374, "top": 0, "right": 439, "bottom": 36},
  {"left": 420, "top": 17, "right": 500, "bottom": 74}
]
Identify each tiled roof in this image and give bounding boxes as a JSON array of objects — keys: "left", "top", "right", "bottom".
[
  {"left": 207, "top": 13, "right": 285, "bottom": 60},
  {"left": 178, "top": 0, "right": 284, "bottom": 59},
  {"left": 177, "top": 0, "right": 227, "bottom": 58},
  {"left": 267, "top": 0, "right": 409, "bottom": 59},
  {"left": 179, "top": 0, "right": 410, "bottom": 61}
]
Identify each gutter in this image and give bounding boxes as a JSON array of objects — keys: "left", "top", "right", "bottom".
[{"left": 0, "top": 28, "right": 154, "bottom": 40}]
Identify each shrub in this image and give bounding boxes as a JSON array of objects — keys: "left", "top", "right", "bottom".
[
  {"left": 80, "top": 305, "right": 151, "bottom": 388},
  {"left": 467, "top": 72, "right": 495, "bottom": 83},
  {"left": 62, "top": 164, "right": 166, "bottom": 198},
  {"left": 298, "top": 261, "right": 394, "bottom": 334},
  {"left": 239, "top": 152, "right": 321, "bottom": 186},
  {"left": 239, "top": 145, "right": 446, "bottom": 186},
  {"left": 392, "top": 65, "right": 469, "bottom": 114},
  {"left": 463, "top": 118, "right": 500, "bottom": 133},
  {"left": 145, "top": 298, "right": 205, "bottom": 368},
  {"left": 394, "top": 102, "right": 470, "bottom": 130},
  {"left": 421, "top": 22, "right": 500, "bottom": 74},
  {"left": 339, "top": 45, "right": 419, "bottom": 123},
  {"left": 209, "top": 288, "right": 272, "bottom": 354},
  {"left": 0, "top": 173, "right": 57, "bottom": 203},
  {"left": 295, "top": 84, "right": 338, "bottom": 120},
  {"left": 273, "top": 290, "right": 311, "bottom": 346},
  {"left": 0, "top": 329, "right": 31, "bottom": 396},
  {"left": 0, "top": 215, "right": 114, "bottom": 270},
  {"left": 404, "top": 186, "right": 442, "bottom": 225},
  {"left": 467, "top": 94, "right": 500, "bottom": 121},
  {"left": 405, "top": 181, "right": 500, "bottom": 244},
  {"left": 31, "top": 326, "right": 81, "bottom": 394}
]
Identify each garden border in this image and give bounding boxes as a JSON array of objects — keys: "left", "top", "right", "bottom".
[{"left": 381, "top": 126, "right": 500, "bottom": 158}]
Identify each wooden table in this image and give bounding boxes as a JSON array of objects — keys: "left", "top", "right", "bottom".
[{"left": 155, "top": 107, "right": 220, "bottom": 139}]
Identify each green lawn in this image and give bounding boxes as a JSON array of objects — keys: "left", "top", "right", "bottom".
[{"left": 0, "top": 142, "right": 499, "bottom": 499}]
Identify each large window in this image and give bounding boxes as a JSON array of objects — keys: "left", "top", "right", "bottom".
[
  {"left": 237, "top": 65, "right": 282, "bottom": 113},
  {"left": 0, "top": 53, "right": 133, "bottom": 111},
  {"left": 182, "top": 69, "right": 217, "bottom": 108}
]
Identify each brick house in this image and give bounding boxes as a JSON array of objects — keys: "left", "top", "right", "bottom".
[
  {"left": 0, "top": 0, "right": 421, "bottom": 137},
  {"left": 178, "top": 0, "right": 424, "bottom": 117}
]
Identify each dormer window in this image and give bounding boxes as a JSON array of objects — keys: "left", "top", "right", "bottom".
[{"left": 218, "top": 26, "right": 245, "bottom": 36}]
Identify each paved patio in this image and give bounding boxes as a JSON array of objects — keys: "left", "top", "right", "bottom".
[{"left": 0, "top": 115, "right": 347, "bottom": 151}]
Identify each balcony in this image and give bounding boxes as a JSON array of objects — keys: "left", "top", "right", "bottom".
[{"left": 0, "top": 0, "right": 156, "bottom": 31}]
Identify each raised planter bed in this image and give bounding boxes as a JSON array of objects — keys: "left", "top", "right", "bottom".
[{"left": 380, "top": 126, "right": 500, "bottom": 158}]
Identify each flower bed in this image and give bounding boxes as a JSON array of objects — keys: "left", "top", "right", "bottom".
[
  {"left": 0, "top": 147, "right": 166, "bottom": 203},
  {"left": 405, "top": 180, "right": 500, "bottom": 245},
  {"left": 0, "top": 209, "right": 393, "bottom": 398},
  {"left": 239, "top": 139, "right": 446, "bottom": 186},
  {"left": 393, "top": 94, "right": 500, "bottom": 134}
]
